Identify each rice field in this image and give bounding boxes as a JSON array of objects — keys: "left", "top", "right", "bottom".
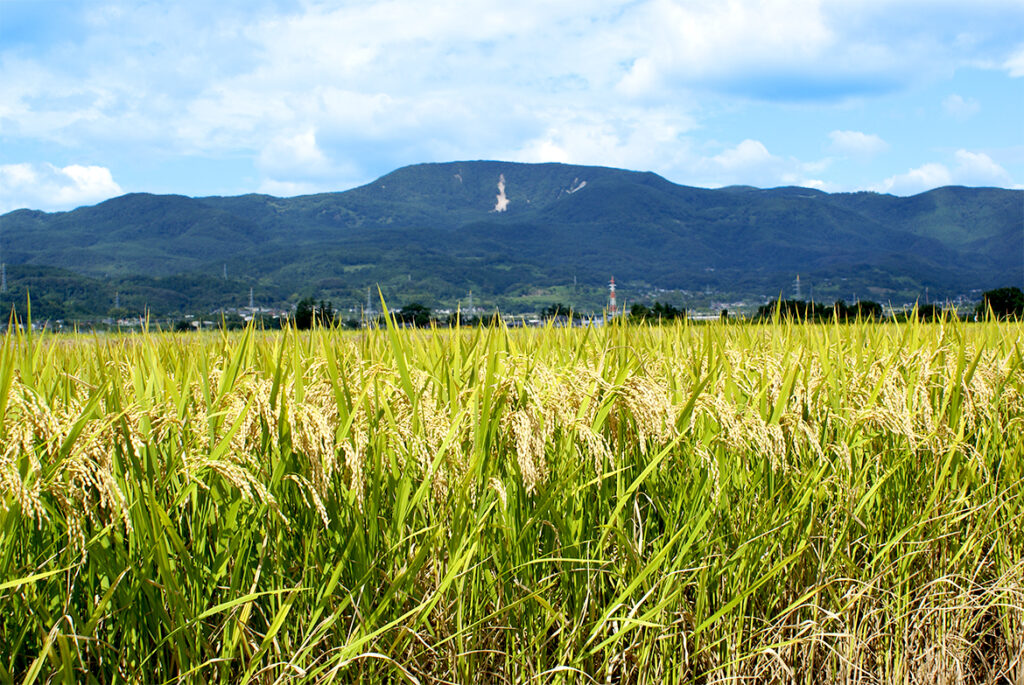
[{"left": 1, "top": 312, "right": 1022, "bottom": 683}]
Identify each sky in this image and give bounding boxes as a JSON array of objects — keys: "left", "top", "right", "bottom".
[{"left": 1, "top": 0, "right": 1022, "bottom": 213}]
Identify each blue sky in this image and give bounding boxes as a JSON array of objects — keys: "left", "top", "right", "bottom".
[{"left": 1, "top": 0, "right": 1022, "bottom": 212}]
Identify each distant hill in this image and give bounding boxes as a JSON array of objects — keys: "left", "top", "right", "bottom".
[{"left": 1, "top": 161, "right": 1021, "bottom": 318}]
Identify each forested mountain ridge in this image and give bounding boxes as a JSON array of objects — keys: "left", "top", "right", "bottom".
[{"left": 1, "top": 161, "right": 1020, "bottom": 318}]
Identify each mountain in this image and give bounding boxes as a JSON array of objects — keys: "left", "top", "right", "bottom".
[{"left": 1, "top": 161, "right": 1021, "bottom": 318}]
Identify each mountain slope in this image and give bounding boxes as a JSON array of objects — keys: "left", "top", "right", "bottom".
[{"left": 1, "top": 161, "right": 1020, "bottom": 316}]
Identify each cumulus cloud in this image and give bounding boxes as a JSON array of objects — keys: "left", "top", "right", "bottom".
[
  {"left": 828, "top": 130, "right": 889, "bottom": 157},
  {"left": 258, "top": 129, "right": 330, "bottom": 177},
  {"left": 617, "top": 0, "right": 836, "bottom": 97},
  {"left": 711, "top": 139, "right": 775, "bottom": 171},
  {"left": 688, "top": 139, "right": 832, "bottom": 189},
  {"left": 8, "top": 0, "right": 1023, "bottom": 155},
  {"left": 943, "top": 94, "right": 980, "bottom": 119},
  {"left": 0, "top": 163, "right": 122, "bottom": 212},
  {"left": 952, "top": 149, "right": 1015, "bottom": 187},
  {"left": 611, "top": 0, "right": 1009, "bottom": 101},
  {"left": 2, "top": 0, "right": 1023, "bottom": 206},
  {"left": 875, "top": 163, "right": 953, "bottom": 195},
  {"left": 1005, "top": 44, "right": 1024, "bottom": 76},
  {"left": 511, "top": 125, "right": 833, "bottom": 191},
  {"left": 874, "top": 149, "right": 1017, "bottom": 195},
  {"left": 509, "top": 108, "right": 697, "bottom": 173}
]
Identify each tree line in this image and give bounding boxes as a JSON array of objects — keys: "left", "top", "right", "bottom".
[
  {"left": 292, "top": 297, "right": 484, "bottom": 329},
  {"left": 186, "top": 286, "right": 1024, "bottom": 332},
  {"left": 754, "top": 287, "right": 1024, "bottom": 322}
]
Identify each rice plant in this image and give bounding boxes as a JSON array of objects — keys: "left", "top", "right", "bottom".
[{"left": 1, "top": 312, "right": 1021, "bottom": 683}]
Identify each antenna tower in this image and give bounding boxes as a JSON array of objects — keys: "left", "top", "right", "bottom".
[
  {"left": 249, "top": 287, "right": 254, "bottom": 310},
  {"left": 794, "top": 274, "right": 802, "bottom": 300},
  {"left": 609, "top": 276, "right": 617, "bottom": 316},
  {"left": 1, "top": 263, "right": 6, "bottom": 295}
]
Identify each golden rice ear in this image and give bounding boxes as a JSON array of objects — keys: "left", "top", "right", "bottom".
[
  {"left": 1, "top": 307, "right": 1022, "bottom": 681},
  {"left": 505, "top": 408, "right": 547, "bottom": 494}
]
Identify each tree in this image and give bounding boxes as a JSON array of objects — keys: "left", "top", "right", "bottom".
[
  {"left": 977, "top": 287, "right": 1024, "bottom": 319},
  {"left": 540, "top": 303, "right": 574, "bottom": 320},
  {"left": 315, "top": 300, "right": 335, "bottom": 327},
  {"left": 294, "top": 297, "right": 314, "bottom": 329},
  {"left": 293, "top": 297, "right": 334, "bottom": 329},
  {"left": 916, "top": 303, "right": 944, "bottom": 321},
  {"left": 853, "top": 300, "right": 883, "bottom": 320},
  {"left": 756, "top": 299, "right": 825, "bottom": 320},
  {"left": 629, "top": 301, "right": 685, "bottom": 323},
  {"left": 397, "top": 302, "right": 432, "bottom": 327},
  {"left": 832, "top": 300, "right": 883, "bottom": 321},
  {"left": 651, "top": 301, "right": 685, "bottom": 321},
  {"left": 629, "top": 303, "right": 651, "bottom": 323}
]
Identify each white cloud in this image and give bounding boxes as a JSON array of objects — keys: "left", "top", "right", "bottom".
[
  {"left": 512, "top": 125, "right": 839, "bottom": 191},
  {"left": 617, "top": 0, "right": 835, "bottom": 97},
  {"left": 612, "top": 1, "right": 1024, "bottom": 102},
  {"left": 711, "top": 139, "right": 775, "bottom": 171},
  {"left": 7, "top": 0, "right": 1019, "bottom": 162},
  {"left": 942, "top": 94, "right": 980, "bottom": 119},
  {"left": 876, "top": 163, "right": 953, "bottom": 195},
  {"left": 1005, "top": 44, "right": 1024, "bottom": 76},
  {"left": 952, "top": 149, "right": 1015, "bottom": 186},
  {"left": 682, "top": 139, "right": 834, "bottom": 189},
  {"left": 256, "top": 179, "right": 332, "bottom": 197},
  {"left": 873, "top": 149, "right": 1017, "bottom": 194},
  {"left": 1, "top": 0, "right": 1023, "bottom": 208},
  {"left": 828, "top": 130, "right": 889, "bottom": 157},
  {"left": 616, "top": 57, "right": 659, "bottom": 98},
  {"left": 258, "top": 129, "right": 330, "bottom": 177},
  {"left": 0, "top": 163, "right": 122, "bottom": 212},
  {"left": 509, "top": 108, "right": 696, "bottom": 173}
]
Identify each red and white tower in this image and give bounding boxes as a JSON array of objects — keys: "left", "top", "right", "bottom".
[{"left": 609, "top": 276, "right": 617, "bottom": 316}]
